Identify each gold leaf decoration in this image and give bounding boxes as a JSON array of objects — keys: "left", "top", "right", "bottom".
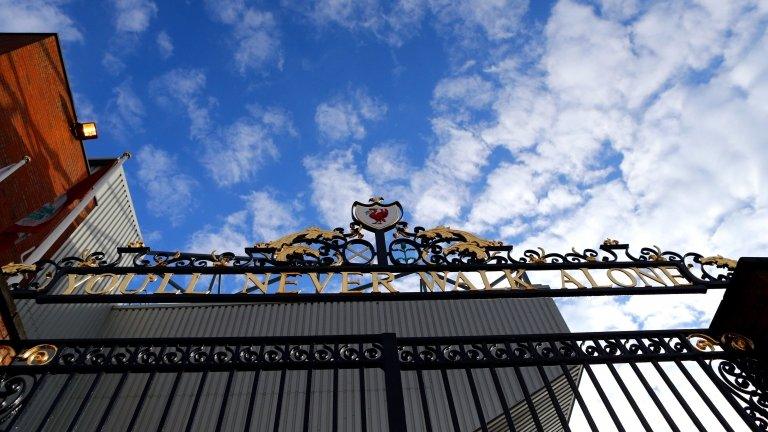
[
  {"left": 1, "top": 262, "right": 36, "bottom": 275},
  {"left": 211, "top": 250, "right": 231, "bottom": 267},
  {"left": 154, "top": 251, "right": 181, "bottom": 267},
  {"left": 274, "top": 245, "right": 322, "bottom": 261},
  {"left": 443, "top": 243, "right": 490, "bottom": 260},
  {"left": 416, "top": 226, "right": 503, "bottom": 261},
  {"left": 127, "top": 240, "right": 145, "bottom": 248},
  {"left": 687, "top": 334, "right": 719, "bottom": 352},
  {"left": 18, "top": 344, "right": 57, "bottom": 365},
  {"left": 700, "top": 255, "right": 738, "bottom": 270},
  {"left": 721, "top": 333, "right": 754, "bottom": 352},
  {"left": 0, "top": 346, "right": 16, "bottom": 365},
  {"left": 255, "top": 227, "right": 342, "bottom": 249},
  {"left": 416, "top": 226, "right": 503, "bottom": 247}
]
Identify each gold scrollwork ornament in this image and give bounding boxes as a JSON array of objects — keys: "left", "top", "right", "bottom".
[
  {"left": 0, "top": 346, "right": 16, "bottom": 365},
  {"left": 18, "top": 344, "right": 57, "bottom": 365},
  {"left": 687, "top": 333, "right": 720, "bottom": 352},
  {"left": 720, "top": 332, "right": 754, "bottom": 352}
]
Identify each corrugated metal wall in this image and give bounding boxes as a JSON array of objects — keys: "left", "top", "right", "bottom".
[
  {"left": 4, "top": 366, "right": 576, "bottom": 431},
  {"left": 15, "top": 166, "right": 143, "bottom": 339},
  {"left": 97, "top": 297, "right": 568, "bottom": 338}
]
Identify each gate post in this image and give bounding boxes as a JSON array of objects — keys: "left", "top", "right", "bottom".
[
  {"left": 381, "top": 332, "right": 407, "bottom": 432},
  {"left": 0, "top": 277, "right": 23, "bottom": 343}
]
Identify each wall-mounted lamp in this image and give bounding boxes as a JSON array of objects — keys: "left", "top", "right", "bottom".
[{"left": 73, "top": 122, "right": 98, "bottom": 140}]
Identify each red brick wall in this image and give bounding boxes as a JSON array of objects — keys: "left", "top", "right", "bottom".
[{"left": 0, "top": 34, "right": 91, "bottom": 264}]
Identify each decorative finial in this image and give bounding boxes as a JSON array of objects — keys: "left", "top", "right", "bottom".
[{"left": 369, "top": 196, "right": 384, "bottom": 204}]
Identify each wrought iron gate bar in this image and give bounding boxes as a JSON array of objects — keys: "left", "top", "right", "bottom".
[
  {"left": 0, "top": 330, "right": 765, "bottom": 431},
  {"left": 0, "top": 330, "right": 738, "bottom": 373}
]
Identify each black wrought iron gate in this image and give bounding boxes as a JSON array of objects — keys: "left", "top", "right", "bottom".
[
  {"left": 1, "top": 208, "right": 768, "bottom": 430},
  {"left": 0, "top": 329, "right": 765, "bottom": 431}
]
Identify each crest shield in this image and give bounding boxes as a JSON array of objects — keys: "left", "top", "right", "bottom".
[{"left": 351, "top": 198, "right": 403, "bottom": 232}]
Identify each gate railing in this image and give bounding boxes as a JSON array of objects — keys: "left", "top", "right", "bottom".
[{"left": 0, "top": 330, "right": 765, "bottom": 431}]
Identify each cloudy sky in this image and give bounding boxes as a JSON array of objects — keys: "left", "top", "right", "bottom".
[{"left": 2, "top": 0, "right": 768, "bottom": 331}]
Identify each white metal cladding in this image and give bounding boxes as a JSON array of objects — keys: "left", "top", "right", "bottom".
[{"left": 15, "top": 165, "right": 143, "bottom": 338}]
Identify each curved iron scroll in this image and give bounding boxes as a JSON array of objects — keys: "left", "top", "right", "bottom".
[
  {"left": 714, "top": 357, "right": 768, "bottom": 430},
  {"left": 0, "top": 375, "right": 34, "bottom": 423}
]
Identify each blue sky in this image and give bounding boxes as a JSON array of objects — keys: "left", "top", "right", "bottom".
[
  {"left": 5, "top": 0, "right": 563, "bottom": 250},
  {"left": 2, "top": 0, "right": 768, "bottom": 331}
]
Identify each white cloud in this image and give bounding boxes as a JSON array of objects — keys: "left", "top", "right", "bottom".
[
  {"left": 101, "top": 52, "right": 126, "bottom": 75},
  {"left": 287, "top": 0, "right": 425, "bottom": 47},
  {"left": 73, "top": 92, "right": 98, "bottom": 123},
  {"left": 0, "top": 0, "right": 82, "bottom": 42},
  {"left": 201, "top": 111, "right": 280, "bottom": 187},
  {"left": 366, "top": 143, "right": 412, "bottom": 184},
  {"left": 287, "top": 0, "right": 528, "bottom": 47},
  {"left": 205, "top": 0, "right": 282, "bottom": 74},
  {"left": 290, "top": 0, "right": 768, "bottom": 337},
  {"left": 303, "top": 148, "right": 373, "bottom": 227},
  {"left": 433, "top": 74, "right": 495, "bottom": 112},
  {"left": 105, "top": 80, "right": 145, "bottom": 139},
  {"left": 188, "top": 191, "right": 299, "bottom": 253},
  {"left": 101, "top": 0, "right": 157, "bottom": 75},
  {"left": 315, "top": 88, "right": 387, "bottom": 142},
  {"left": 149, "top": 68, "right": 212, "bottom": 140},
  {"left": 112, "top": 0, "right": 157, "bottom": 34},
  {"left": 150, "top": 69, "right": 293, "bottom": 186},
  {"left": 156, "top": 30, "right": 173, "bottom": 58},
  {"left": 430, "top": 0, "right": 529, "bottom": 42},
  {"left": 135, "top": 145, "right": 196, "bottom": 226},
  {"left": 432, "top": 0, "right": 768, "bottom": 266},
  {"left": 409, "top": 119, "right": 492, "bottom": 226},
  {"left": 244, "top": 191, "right": 301, "bottom": 241},
  {"left": 188, "top": 211, "right": 250, "bottom": 254}
]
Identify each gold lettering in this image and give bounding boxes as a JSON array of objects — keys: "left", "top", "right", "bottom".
[
  {"left": 278, "top": 272, "right": 300, "bottom": 294},
  {"left": 84, "top": 273, "right": 120, "bottom": 295},
  {"left": 125, "top": 274, "right": 156, "bottom": 295},
  {"left": 117, "top": 273, "right": 136, "bottom": 294},
  {"left": 454, "top": 272, "right": 477, "bottom": 290},
  {"left": 631, "top": 267, "right": 668, "bottom": 286},
  {"left": 184, "top": 273, "right": 205, "bottom": 294},
  {"left": 308, "top": 273, "right": 333, "bottom": 293},
  {"left": 607, "top": 268, "right": 637, "bottom": 287},
  {"left": 579, "top": 268, "right": 599, "bottom": 287},
  {"left": 659, "top": 266, "right": 690, "bottom": 286},
  {"left": 341, "top": 272, "right": 363, "bottom": 293},
  {"left": 478, "top": 271, "right": 493, "bottom": 290},
  {"left": 560, "top": 270, "right": 585, "bottom": 288},
  {"left": 418, "top": 272, "right": 448, "bottom": 292},
  {"left": 154, "top": 273, "right": 175, "bottom": 294},
  {"left": 243, "top": 273, "right": 272, "bottom": 294},
  {"left": 503, "top": 269, "right": 532, "bottom": 289},
  {"left": 371, "top": 272, "right": 397, "bottom": 293},
  {"left": 63, "top": 274, "right": 92, "bottom": 295}
]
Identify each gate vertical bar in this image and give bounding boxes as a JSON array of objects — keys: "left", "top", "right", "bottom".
[
  {"left": 381, "top": 332, "right": 407, "bottom": 432},
  {"left": 0, "top": 278, "right": 23, "bottom": 342}
]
